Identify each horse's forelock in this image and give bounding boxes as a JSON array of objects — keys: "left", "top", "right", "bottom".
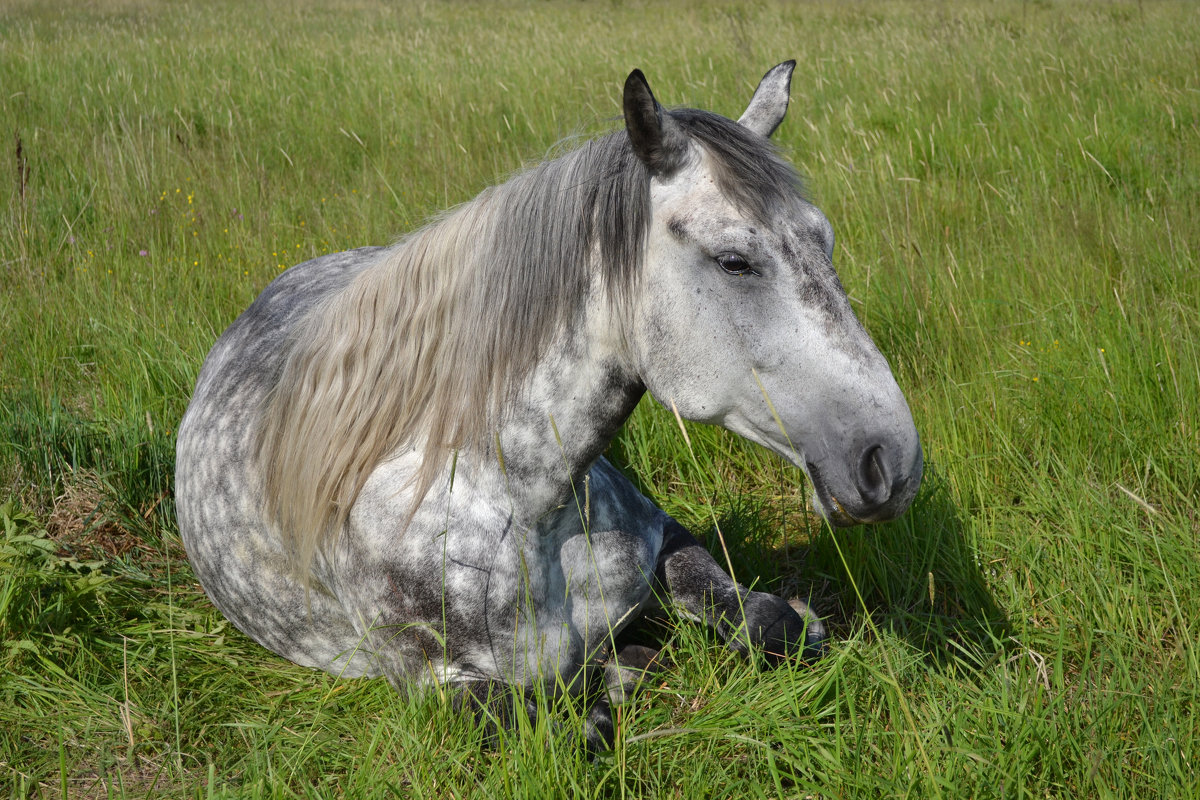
[{"left": 670, "top": 108, "right": 807, "bottom": 221}]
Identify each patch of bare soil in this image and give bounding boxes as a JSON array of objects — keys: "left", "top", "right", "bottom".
[{"left": 46, "top": 474, "right": 140, "bottom": 559}]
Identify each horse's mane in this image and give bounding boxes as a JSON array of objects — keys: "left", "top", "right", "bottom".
[{"left": 257, "top": 109, "right": 803, "bottom": 579}]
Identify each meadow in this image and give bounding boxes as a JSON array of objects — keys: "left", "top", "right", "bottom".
[{"left": 2, "top": 0, "right": 1198, "bottom": 796}]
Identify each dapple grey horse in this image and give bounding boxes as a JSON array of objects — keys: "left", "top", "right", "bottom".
[{"left": 175, "top": 62, "right": 922, "bottom": 748}]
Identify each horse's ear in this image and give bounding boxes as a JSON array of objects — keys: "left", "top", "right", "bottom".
[
  {"left": 623, "top": 69, "right": 686, "bottom": 175},
  {"left": 738, "top": 60, "right": 796, "bottom": 138}
]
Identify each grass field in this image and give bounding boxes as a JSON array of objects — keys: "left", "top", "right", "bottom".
[{"left": 2, "top": 0, "right": 1199, "bottom": 796}]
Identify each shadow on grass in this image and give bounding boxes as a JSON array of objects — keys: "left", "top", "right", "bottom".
[
  {"left": 624, "top": 463, "right": 1006, "bottom": 678},
  {"left": 724, "top": 464, "right": 1010, "bottom": 671}
]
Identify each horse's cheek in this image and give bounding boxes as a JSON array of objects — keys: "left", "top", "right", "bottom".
[{"left": 636, "top": 286, "right": 733, "bottom": 422}]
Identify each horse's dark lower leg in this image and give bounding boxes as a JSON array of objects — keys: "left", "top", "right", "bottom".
[
  {"left": 584, "top": 700, "right": 615, "bottom": 752},
  {"left": 653, "top": 520, "right": 826, "bottom": 662},
  {"left": 451, "top": 678, "right": 615, "bottom": 752},
  {"left": 451, "top": 680, "right": 540, "bottom": 742}
]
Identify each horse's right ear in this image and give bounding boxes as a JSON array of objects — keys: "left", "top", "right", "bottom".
[
  {"left": 623, "top": 69, "right": 686, "bottom": 175},
  {"left": 738, "top": 60, "right": 795, "bottom": 138}
]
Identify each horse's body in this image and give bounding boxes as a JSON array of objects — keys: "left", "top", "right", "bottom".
[{"left": 176, "top": 63, "right": 922, "bottom": 747}]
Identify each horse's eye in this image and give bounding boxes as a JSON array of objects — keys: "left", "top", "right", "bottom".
[{"left": 716, "top": 253, "right": 756, "bottom": 276}]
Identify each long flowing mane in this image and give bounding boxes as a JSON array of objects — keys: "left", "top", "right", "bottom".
[{"left": 257, "top": 109, "right": 803, "bottom": 578}]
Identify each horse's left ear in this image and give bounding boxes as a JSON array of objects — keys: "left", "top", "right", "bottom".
[
  {"left": 738, "top": 60, "right": 796, "bottom": 138},
  {"left": 624, "top": 69, "right": 687, "bottom": 175}
]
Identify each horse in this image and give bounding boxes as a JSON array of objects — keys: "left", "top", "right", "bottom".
[{"left": 175, "top": 61, "right": 923, "bottom": 749}]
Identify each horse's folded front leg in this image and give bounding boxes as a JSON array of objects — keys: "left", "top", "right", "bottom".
[{"left": 653, "top": 519, "right": 826, "bottom": 662}]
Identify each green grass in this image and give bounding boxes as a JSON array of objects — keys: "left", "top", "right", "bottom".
[{"left": 2, "top": 0, "right": 1198, "bottom": 796}]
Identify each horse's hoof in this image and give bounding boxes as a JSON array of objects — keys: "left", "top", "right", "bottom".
[
  {"left": 583, "top": 700, "right": 615, "bottom": 754},
  {"left": 788, "top": 597, "right": 829, "bottom": 660},
  {"left": 741, "top": 592, "right": 827, "bottom": 664},
  {"left": 602, "top": 643, "right": 664, "bottom": 705}
]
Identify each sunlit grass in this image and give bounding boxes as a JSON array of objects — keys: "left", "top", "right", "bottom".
[{"left": 2, "top": 0, "right": 1198, "bottom": 797}]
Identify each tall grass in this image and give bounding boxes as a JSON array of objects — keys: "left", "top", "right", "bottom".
[{"left": 2, "top": 1, "right": 1198, "bottom": 796}]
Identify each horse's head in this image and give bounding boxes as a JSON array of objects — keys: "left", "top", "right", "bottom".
[{"left": 625, "top": 62, "right": 922, "bottom": 526}]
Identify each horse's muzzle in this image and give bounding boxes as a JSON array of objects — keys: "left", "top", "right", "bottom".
[{"left": 808, "top": 437, "right": 923, "bottom": 526}]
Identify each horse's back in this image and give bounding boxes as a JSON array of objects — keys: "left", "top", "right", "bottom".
[
  {"left": 188, "top": 247, "right": 385, "bottom": 403},
  {"left": 176, "top": 247, "right": 387, "bottom": 674}
]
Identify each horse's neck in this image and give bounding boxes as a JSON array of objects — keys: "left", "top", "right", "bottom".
[{"left": 489, "top": 299, "right": 644, "bottom": 517}]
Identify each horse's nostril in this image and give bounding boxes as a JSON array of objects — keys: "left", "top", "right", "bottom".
[{"left": 857, "top": 444, "right": 891, "bottom": 507}]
